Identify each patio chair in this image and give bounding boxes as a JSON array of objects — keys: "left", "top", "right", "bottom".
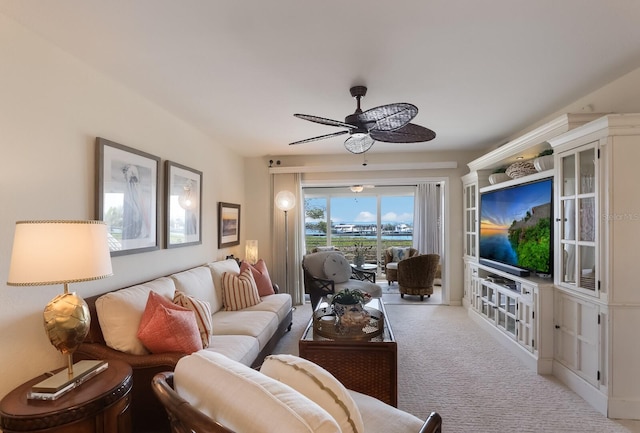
[{"left": 384, "top": 247, "right": 418, "bottom": 285}]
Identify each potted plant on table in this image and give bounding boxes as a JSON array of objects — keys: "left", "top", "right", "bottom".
[
  {"left": 330, "top": 289, "right": 371, "bottom": 328},
  {"left": 353, "top": 241, "right": 372, "bottom": 267}
]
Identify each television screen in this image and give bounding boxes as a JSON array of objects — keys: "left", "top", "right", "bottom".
[{"left": 479, "top": 178, "right": 553, "bottom": 276}]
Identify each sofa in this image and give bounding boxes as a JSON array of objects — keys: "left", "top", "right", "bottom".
[
  {"left": 75, "top": 259, "right": 293, "bottom": 432},
  {"left": 152, "top": 352, "right": 443, "bottom": 433}
]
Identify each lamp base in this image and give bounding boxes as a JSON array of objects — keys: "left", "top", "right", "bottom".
[{"left": 28, "top": 360, "right": 108, "bottom": 400}]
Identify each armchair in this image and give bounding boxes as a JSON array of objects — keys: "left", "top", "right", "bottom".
[
  {"left": 302, "top": 251, "right": 382, "bottom": 309},
  {"left": 384, "top": 247, "right": 418, "bottom": 284},
  {"left": 398, "top": 254, "right": 440, "bottom": 301},
  {"left": 152, "top": 353, "right": 443, "bottom": 433}
]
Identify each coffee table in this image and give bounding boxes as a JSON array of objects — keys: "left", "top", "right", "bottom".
[{"left": 299, "top": 297, "right": 397, "bottom": 406}]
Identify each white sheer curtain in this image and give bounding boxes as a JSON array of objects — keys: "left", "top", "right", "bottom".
[
  {"left": 271, "top": 173, "right": 304, "bottom": 305},
  {"left": 413, "top": 183, "right": 441, "bottom": 255}
]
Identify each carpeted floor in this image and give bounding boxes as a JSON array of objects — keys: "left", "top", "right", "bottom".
[{"left": 273, "top": 302, "right": 640, "bottom": 433}]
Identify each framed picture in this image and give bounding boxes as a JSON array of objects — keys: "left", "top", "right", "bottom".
[
  {"left": 166, "top": 161, "right": 203, "bottom": 248},
  {"left": 218, "top": 202, "right": 241, "bottom": 248},
  {"left": 96, "top": 137, "right": 160, "bottom": 256}
]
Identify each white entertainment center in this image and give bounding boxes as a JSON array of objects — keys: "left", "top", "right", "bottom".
[{"left": 462, "top": 113, "right": 640, "bottom": 420}]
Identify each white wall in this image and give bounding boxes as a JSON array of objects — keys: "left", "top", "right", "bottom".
[{"left": 0, "top": 14, "right": 245, "bottom": 399}]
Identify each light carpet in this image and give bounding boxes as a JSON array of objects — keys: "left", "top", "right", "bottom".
[{"left": 273, "top": 302, "right": 640, "bottom": 433}]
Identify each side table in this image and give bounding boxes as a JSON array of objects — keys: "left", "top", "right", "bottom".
[{"left": 0, "top": 359, "right": 133, "bottom": 433}]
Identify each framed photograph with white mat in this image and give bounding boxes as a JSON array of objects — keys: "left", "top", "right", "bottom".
[
  {"left": 218, "top": 202, "right": 240, "bottom": 248},
  {"left": 96, "top": 137, "right": 160, "bottom": 256},
  {"left": 165, "top": 161, "right": 203, "bottom": 248}
]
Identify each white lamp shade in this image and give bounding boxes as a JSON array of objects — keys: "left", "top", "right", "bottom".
[
  {"left": 275, "top": 190, "right": 296, "bottom": 211},
  {"left": 7, "top": 220, "right": 113, "bottom": 286},
  {"left": 245, "top": 240, "right": 258, "bottom": 265}
]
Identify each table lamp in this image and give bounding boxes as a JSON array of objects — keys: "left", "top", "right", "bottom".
[
  {"left": 245, "top": 240, "right": 258, "bottom": 265},
  {"left": 7, "top": 220, "right": 113, "bottom": 387}
]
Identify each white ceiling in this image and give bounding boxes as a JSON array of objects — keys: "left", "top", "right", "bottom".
[{"left": 3, "top": 0, "right": 640, "bottom": 157}]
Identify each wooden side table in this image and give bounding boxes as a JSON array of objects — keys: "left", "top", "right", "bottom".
[{"left": 0, "top": 359, "right": 132, "bottom": 433}]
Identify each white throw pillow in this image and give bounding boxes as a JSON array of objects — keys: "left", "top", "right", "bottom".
[
  {"left": 261, "top": 354, "right": 365, "bottom": 433},
  {"left": 174, "top": 352, "right": 341, "bottom": 433},
  {"left": 392, "top": 247, "right": 411, "bottom": 262},
  {"left": 323, "top": 252, "right": 351, "bottom": 283},
  {"left": 96, "top": 277, "right": 176, "bottom": 355}
]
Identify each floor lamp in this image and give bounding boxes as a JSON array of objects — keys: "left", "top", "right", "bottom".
[{"left": 275, "top": 191, "right": 295, "bottom": 293}]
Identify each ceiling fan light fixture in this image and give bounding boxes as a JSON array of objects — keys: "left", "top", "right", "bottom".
[
  {"left": 344, "top": 135, "right": 374, "bottom": 154},
  {"left": 350, "top": 185, "right": 364, "bottom": 193}
]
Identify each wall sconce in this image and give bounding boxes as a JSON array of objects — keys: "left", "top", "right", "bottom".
[{"left": 246, "top": 240, "right": 258, "bottom": 265}]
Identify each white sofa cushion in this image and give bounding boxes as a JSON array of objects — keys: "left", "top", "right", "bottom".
[
  {"left": 95, "top": 277, "right": 176, "bottom": 355},
  {"left": 243, "top": 292, "right": 292, "bottom": 323},
  {"left": 205, "top": 334, "right": 260, "bottom": 366},
  {"left": 261, "top": 354, "right": 364, "bottom": 433},
  {"left": 348, "top": 390, "right": 424, "bottom": 433},
  {"left": 174, "top": 352, "right": 341, "bottom": 433},
  {"left": 211, "top": 310, "right": 279, "bottom": 350},
  {"left": 171, "top": 266, "right": 220, "bottom": 313},
  {"left": 207, "top": 259, "right": 240, "bottom": 312}
]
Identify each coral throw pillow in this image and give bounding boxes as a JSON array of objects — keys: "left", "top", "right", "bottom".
[
  {"left": 173, "top": 290, "right": 213, "bottom": 348},
  {"left": 137, "top": 291, "right": 203, "bottom": 354},
  {"left": 240, "top": 259, "right": 275, "bottom": 296},
  {"left": 222, "top": 269, "right": 262, "bottom": 311}
]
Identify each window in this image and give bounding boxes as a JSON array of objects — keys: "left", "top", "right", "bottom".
[{"left": 304, "top": 186, "right": 414, "bottom": 269}]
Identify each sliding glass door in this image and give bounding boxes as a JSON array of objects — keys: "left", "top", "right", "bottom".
[{"left": 304, "top": 187, "right": 414, "bottom": 270}]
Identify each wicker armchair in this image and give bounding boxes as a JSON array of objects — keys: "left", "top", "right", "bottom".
[
  {"left": 384, "top": 247, "right": 418, "bottom": 284},
  {"left": 398, "top": 254, "right": 440, "bottom": 301},
  {"left": 152, "top": 370, "right": 443, "bottom": 433}
]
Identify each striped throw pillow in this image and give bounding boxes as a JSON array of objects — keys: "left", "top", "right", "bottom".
[
  {"left": 173, "top": 290, "right": 213, "bottom": 348},
  {"left": 222, "top": 269, "right": 262, "bottom": 311}
]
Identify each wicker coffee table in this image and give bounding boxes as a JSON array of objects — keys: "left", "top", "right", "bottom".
[{"left": 299, "top": 297, "right": 397, "bottom": 406}]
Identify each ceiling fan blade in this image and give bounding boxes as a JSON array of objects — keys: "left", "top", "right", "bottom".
[
  {"left": 344, "top": 135, "right": 375, "bottom": 154},
  {"left": 370, "top": 123, "right": 436, "bottom": 143},
  {"left": 357, "top": 103, "right": 418, "bottom": 131},
  {"left": 289, "top": 130, "right": 349, "bottom": 145},
  {"left": 294, "top": 114, "right": 357, "bottom": 129}
]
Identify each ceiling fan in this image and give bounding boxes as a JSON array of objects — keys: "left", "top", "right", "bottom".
[{"left": 290, "top": 86, "right": 436, "bottom": 154}]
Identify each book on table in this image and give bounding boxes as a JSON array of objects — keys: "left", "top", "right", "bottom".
[{"left": 28, "top": 360, "right": 109, "bottom": 400}]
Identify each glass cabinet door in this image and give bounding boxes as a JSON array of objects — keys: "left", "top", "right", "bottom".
[
  {"left": 557, "top": 145, "right": 598, "bottom": 294},
  {"left": 464, "top": 183, "right": 478, "bottom": 258}
]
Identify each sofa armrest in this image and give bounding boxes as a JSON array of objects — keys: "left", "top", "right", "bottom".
[
  {"left": 418, "top": 412, "right": 442, "bottom": 433},
  {"left": 75, "top": 342, "right": 186, "bottom": 368}
]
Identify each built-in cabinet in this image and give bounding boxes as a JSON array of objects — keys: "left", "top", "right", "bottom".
[
  {"left": 468, "top": 261, "right": 553, "bottom": 373},
  {"left": 549, "top": 114, "right": 640, "bottom": 419},
  {"left": 462, "top": 113, "right": 640, "bottom": 420}
]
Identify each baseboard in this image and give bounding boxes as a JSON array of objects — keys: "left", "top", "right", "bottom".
[{"left": 552, "top": 361, "right": 607, "bottom": 416}]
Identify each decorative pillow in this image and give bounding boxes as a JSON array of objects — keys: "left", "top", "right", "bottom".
[
  {"left": 222, "top": 268, "right": 262, "bottom": 311},
  {"left": 137, "top": 291, "right": 203, "bottom": 354},
  {"left": 175, "top": 352, "right": 341, "bottom": 433},
  {"left": 323, "top": 252, "right": 351, "bottom": 283},
  {"left": 392, "top": 247, "right": 411, "bottom": 262},
  {"left": 240, "top": 259, "right": 275, "bottom": 296},
  {"left": 261, "top": 354, "right": 364, "bottom": 433},
  {"left": 95, "top": 277, "right": 176, "bottom": 355},
  {"left": 173, "top": 290, "right": 213, "bottom": 348}
]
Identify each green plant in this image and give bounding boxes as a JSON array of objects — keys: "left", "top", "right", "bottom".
[
  {"left": 353, "top": 241, "right": 373, "bottom": 256},
  {"left": 330, "top": 289, "right": 369, "bottom": 305},
  {"left": 537, "top": 149, "right": 553, "bottom": 157}
]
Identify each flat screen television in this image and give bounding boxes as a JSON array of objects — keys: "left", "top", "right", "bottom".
[{"left": 479, "top": 177, "right": 553, "bottom": 277}]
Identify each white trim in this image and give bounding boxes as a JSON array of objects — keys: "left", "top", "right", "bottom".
[
  {"left": 302, "top": 176, "right": 445, "bottom": 187},
  {"left": 269, "top": 161, "right": 457, "bottom": 174}
]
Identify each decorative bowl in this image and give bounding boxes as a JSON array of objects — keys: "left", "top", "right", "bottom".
[{"left": 506, "top": 161, "right": 537, "bottom": 179}]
